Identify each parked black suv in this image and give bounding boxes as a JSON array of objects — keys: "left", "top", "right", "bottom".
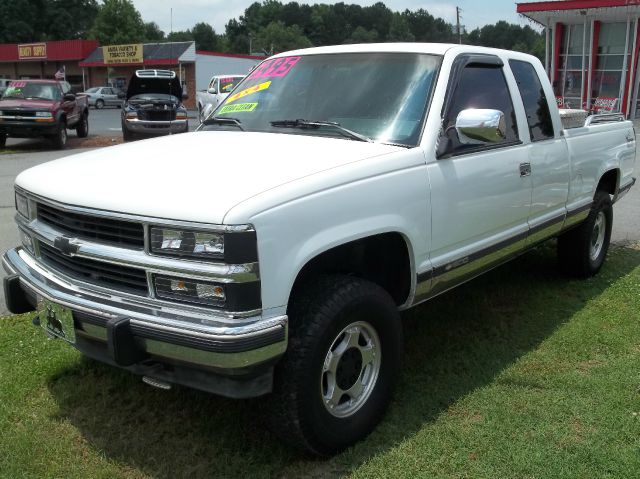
[{"left": 121, "top": 70, "right": 188, "bottom": 141}]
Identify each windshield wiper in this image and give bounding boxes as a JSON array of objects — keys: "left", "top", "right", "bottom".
[
  {"left": 202, "top": 116, "right": 244, "bottom": 130},
  {"left": 270, "top": 119, "right": 372, "bottom": 143}
]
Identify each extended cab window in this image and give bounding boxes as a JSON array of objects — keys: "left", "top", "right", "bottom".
[
  {"left": 441, "top": 63, "right": 519, "bottom": 156},
  {"left": 509, "top": 60, "right": 554, "bottom": 141}
]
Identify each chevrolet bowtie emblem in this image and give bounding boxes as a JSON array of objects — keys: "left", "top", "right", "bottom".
[{"left": 53, "top": 236, "right": 80, "bottom": 256}]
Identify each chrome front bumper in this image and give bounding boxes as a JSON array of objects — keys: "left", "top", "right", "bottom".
[
  {"left": 3, "top": 246, "right": 287, "bottom": 378},
  {"left": 125, "top": 118, "right": 187, "bottom": 134}
]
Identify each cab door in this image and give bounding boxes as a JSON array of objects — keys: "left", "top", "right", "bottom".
[
  {"left": 60, "top": 82, "right": 79, "bottom": 125},
  {"left": 426, "top": 55, "right": 532, "bottom": 295},
  {"left": 508, "top": 59, "right": 570, "bottom": 244}
]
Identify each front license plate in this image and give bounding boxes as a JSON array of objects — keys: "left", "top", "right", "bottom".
[{"left": 38, "top": 299, "right": 75, "bottom": 344}]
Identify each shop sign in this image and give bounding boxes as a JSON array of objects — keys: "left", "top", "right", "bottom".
[
  {"left": 18, "top": 43, "right": 47, "bottom": 60},
  {"left": 103, "top": 43, "right": 143, "bottom": 64}
]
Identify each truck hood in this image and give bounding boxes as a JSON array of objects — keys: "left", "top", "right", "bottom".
[
  {"left": 16, "top": 131, "right": 402, "bottom": 224},
  {"left": 0, "top": 98, "right": 57, "bottom": 110}
]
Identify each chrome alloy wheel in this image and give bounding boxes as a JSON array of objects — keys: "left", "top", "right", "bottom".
[
  {"left": 321, "top": 321, "right": 381, "bottom": 418},
  {"left": 590, "top": 211, "right": 606, "bottom": 261}
]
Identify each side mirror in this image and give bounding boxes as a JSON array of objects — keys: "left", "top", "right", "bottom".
[
  {"left": 117, "top": 92, "right": 125, "bottom": 99},
  {"left": 207, "top": 87, "right": 217, "bottom": 95},
  {"left": 455, "top": 108, "right": 506, "bottom": 145},
  {"left": 63, "top": 93, "right": 76, "bottom": 102}
]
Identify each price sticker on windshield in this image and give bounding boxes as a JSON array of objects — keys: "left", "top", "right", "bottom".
[
  {"left": 247, "top": 56, "right": 301, "bottom": 80},
  {"left": 225, "top": 81, "right": 271, "bottom": 104}
]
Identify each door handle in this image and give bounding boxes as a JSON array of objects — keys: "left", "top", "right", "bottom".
[{"left": 519, "top": 162, "right": 531, "bottom": 177}]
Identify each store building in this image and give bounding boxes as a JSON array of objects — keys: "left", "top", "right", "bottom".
[
  {"left": 517, "top": 0, "right": 640, "bottom": 118},
  {"left": 0, "top": 40, "right": 98, "bottom": 91},
  {"left": 80, "top": 42, "right": 197, "bottom": 108}
]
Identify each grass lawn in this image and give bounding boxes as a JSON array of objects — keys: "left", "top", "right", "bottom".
[{"left": 1, "top": 243, "right": 639, "bottom": 478}]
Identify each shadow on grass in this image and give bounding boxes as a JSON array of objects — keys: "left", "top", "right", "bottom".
[{"left": 47, "top": 244, "right": 640, "bottom": 478}]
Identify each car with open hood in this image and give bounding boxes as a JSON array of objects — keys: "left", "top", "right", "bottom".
[{"left": 121, "top": 69, "right": 188, "bottom": 141}]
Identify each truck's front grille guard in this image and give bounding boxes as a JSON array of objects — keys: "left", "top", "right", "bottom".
[{"left": 16, "top": 191, "right": 261, "bottom": 319}]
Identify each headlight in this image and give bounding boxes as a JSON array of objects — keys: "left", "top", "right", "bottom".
[
  {"left": 35, "top": 111, "right": 52, "bottom": 118},
  {"left": 15, "top": 191, "right": 30, "bottom": 218},
  {"left": 150, "top": 227, "right": 224, "bottom": 259},
  {"left": 154, "top": 275, "right": 225, "bottom": 306},
  {"left": 175, "top": 111, "right": 187, "bottom": 120},
  {"left": 125, "top": 111, "right": 137, "bottom": 119}
]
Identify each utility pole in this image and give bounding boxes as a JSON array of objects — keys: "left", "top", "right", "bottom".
[{"left": 456, "top": 6, "right": 462, "bottom": 44}]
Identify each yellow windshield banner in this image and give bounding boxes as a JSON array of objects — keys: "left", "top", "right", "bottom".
[
  {"left": 219, "top": 102, "right": 258, "bottom": 114},
  {"left": 225, "top": 81, "right": 271, "bottom": 104},
  {"left": 103, "top": 44, "right": 143, "bottom": 64}
]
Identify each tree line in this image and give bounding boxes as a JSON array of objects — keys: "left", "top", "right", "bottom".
[{"left": 0, "top": 0, "right": 544, "bottom": 60}]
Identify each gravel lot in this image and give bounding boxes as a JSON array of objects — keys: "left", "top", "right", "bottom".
[{"left": 0, "top": 115, "right": 638, "bottom": 314}]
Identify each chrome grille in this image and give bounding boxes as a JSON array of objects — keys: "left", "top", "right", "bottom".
[
  {"left": 39, "top": 243, "right": 148, "bottom": 295},
  {"left": 138, "top": 110, "right": 175, "bottom": 121},
  {"left": 37, "top": 203, "right": 144, "bottom": 248}
]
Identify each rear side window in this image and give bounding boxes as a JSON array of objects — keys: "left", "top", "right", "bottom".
[
  {"left": 443, "top": 64, "right": 519, "bottom": 155},
  {"left": 509, "top": 60, "right": 554, "bottom": 141}
]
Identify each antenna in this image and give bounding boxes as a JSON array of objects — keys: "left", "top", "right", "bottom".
[{"left": 456, "top": 6, "right": 463, "bottom": 44}]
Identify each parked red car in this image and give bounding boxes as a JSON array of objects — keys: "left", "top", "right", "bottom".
[{"left": 0, "top": 80, "right": 89, "bottom": 149}]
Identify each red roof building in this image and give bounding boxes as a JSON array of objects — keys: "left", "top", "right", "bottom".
[
  {"left": 0, "top": 40, "right": 98, "bottom": 91},
  {"left": 518, "top": 0, "right": 640, "bottom": 117}
]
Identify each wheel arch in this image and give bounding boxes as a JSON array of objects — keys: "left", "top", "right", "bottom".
[
  {"left": 596, "top": 168, "right": 620, "bottom": 196},
  {"left": 287, "top": 231, "right": 415, "bottom": 312}
]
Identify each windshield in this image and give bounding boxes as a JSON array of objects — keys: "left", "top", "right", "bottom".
[
  {"left": 129, "top": 93, "right": 179, "bottom": 103},
  {"left": 3, "top": 81, "right": 61, "bottom": 101},
  {"left": 219, "top": 76, "right": 244, "bottom": 93},
  {"left": 201, "top": 52, "right": 441, "bottom": 146}
]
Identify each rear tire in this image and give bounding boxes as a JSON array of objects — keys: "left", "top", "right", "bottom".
[
  {"left": 76, "top": 111, "right": 89, "bottom": 138},
  {"left": 558, "top": 190, "right": 612, "bottom": 277},
  {"left": 51, "top": 120, "right": 67, "bottom": 149},
  {"left": 268, "top": 275, "right": 402, "bottom": 456},
  {"left": 0, "top": 133, "right": 6, "bottom": 148}
]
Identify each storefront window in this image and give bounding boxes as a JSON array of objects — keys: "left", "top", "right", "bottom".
[
  {"left": 558, "top": 24, "right": 586, "bottom": 108},
  {"left": 593, "top": 23, "right": 628, "bottom": 112}
]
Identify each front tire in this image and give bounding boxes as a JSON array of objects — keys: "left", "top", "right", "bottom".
[
  {"left": 95, "top": 99, "right": 104, "bottom": 110},
  {"left": 268, "top": 275, "right": 402, "bottom": 456},
  {"left": 0, "top": 133, "right": 6, "bottom": 148},
  {"left": 51, "top": 120, "right": 67, "bottom": 149},
  {"left": 558, "top": 190, "right": 613, "bottom": 277}
]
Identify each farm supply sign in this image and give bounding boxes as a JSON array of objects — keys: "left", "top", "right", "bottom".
[
  {"left": 103, "top": 44, "right": 143, "bottom": 64},
  {"left": 18, "top": 43, "right": 47, "bottom": 60}
]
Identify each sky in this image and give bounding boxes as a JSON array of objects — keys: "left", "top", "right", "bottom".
[{"left": 131, "top": 0, "right": 534, "bottom": 37}]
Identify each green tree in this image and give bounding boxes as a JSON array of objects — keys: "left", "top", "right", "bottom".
[
  {"left": 0, "top": 0, "right": 98, "bottom": 42},
  {"left": 345, "top": 26, "right": 378, "bottom": 44},
  {"left": 191, "top": 22, "right": 218, "bottom": 51},
  {"left": 388, "top": 13, "right": 415, "bottom": 42},
  {"left": 47, "top": 0, "right": 99, "bottom": 39},
  {"left": 0, "top": 1, "right": 42, "bottom": 42},
  {"left": 143, "top": 21, "right": 165, "bottom": 42},
  {"left": 166, "top": 30, "right": 194, "bottom": 42},
  {"left": 254, "top": 21, "right": 312, "bottom": 55},
  {"left": 89, "top": 0, "right": 145, "bottom": 45}
]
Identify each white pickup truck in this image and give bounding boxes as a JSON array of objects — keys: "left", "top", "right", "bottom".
[
  {"left": 195, "top": 74, "right": 244, "bottom": 123},
  {"left": 3, "top": 43, "right": 636, "bottom": 455}
]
